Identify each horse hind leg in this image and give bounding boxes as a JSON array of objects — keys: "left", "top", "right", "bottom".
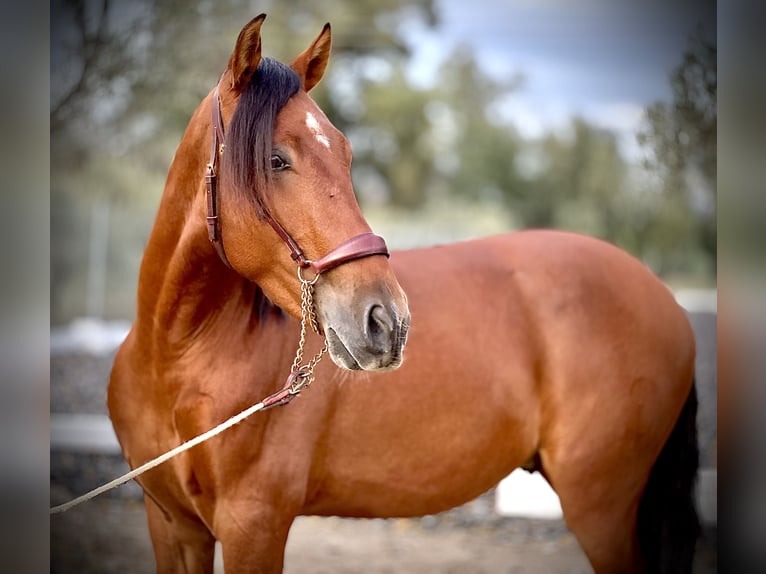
[
  {"left": 144, "top": 495, "right": 216, "bottom": 574},
  {"left": 540, "top": 387, "right": 699, "bottom": 573},
  {"left": 550, "top": 383, "right": 700, "bottom": 574},
  {"left": 554, "top": 482, "right": 645, "bottom": 574},
  {"left": 538, "top": 431, "right": 651, "bottom": 572}
]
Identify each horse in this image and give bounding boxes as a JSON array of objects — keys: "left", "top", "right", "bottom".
[{"left": 107, "top": 14, "right": 700, "bottom": 574}]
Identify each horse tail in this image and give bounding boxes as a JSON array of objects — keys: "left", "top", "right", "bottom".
[{"left": 637, "top": 379, "right": 700, "bottom": 574}]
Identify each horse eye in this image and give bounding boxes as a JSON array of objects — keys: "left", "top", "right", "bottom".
[{"left": 270, "top": 154, "right": 290, "bottom": 172}]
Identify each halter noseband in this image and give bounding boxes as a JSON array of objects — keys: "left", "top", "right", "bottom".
[{"left": 205, "top": 84, "right": 389, "bottom": 276}]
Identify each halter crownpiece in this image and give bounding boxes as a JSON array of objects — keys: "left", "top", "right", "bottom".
[{"left": 205, "top": 83, "right": 389, "bottom": 275}]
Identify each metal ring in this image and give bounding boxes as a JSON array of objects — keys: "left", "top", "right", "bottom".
[{"left": 297, "top": 265, "right": 320, "bottom": 285}]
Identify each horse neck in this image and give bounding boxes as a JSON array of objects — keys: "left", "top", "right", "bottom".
[{"left": 134, "top": 95, "right": 259, "bottom": 356}]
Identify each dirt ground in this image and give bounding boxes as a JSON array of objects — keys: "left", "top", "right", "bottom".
[
  {"left": 282, "top": 515, "right": 592, "bottom": 574},
  {"left": 50, "top": 498, "right": 591, "bottom": 574},
  {"left": 50, "top": 497, "right": 716, "bottom": 573}
]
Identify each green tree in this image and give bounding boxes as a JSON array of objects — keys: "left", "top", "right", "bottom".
[
  {"left": 437, "top": 46, "right": 524, "bottom": 207},
  {"left": 352, "top": 64, "right": 439, "bottom": 207},
  {"left": 51, "top": 0, "right": 152, "bottom": 136},
  {"left": 637, "top": 34, "right": 716, "bottom": 278},
  {"left": 487, "top": 115, "right": 629, "bottom": 249}
]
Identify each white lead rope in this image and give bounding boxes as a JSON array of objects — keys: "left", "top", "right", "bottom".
[{"left": 49, "top": 400, "right": 268, "bottom": 514}]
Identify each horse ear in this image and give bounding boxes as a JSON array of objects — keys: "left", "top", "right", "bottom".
[
  {"left": 290, "top": 23, "right": 332, "bottom": 92},
  {"left": 227, "top": 14, "right": 267, "bottom": 94}
]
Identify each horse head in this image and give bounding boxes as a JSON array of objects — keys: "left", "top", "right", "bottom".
[{"left": 213, "top": 15, "right": 409, "bottom": 371}]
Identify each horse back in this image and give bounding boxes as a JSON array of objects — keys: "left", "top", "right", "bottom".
[{"left": 393, "top": 229, "right": 693, "bottom": 370}]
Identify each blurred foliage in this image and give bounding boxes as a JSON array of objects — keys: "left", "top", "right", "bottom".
[
  {"left": 51, "top": 0, "right": 715, "bottom": 323},
  {"left": 638, "top": 34, "right": 716, "bottom": 278}
]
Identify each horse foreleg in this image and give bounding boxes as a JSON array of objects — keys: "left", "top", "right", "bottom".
[
  {"left": 215, "top": 501, "right": 295, "bottom": 574},
  {"left": 144, "top": 495, "right": 216, "bottom": 574}
]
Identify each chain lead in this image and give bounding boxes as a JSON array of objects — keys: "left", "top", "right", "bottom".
[{"left": 289, "top": 269, "right": 328, "bottom": 394}]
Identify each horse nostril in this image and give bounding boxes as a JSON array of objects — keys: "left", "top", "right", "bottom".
[{"left": 365, "top": 304, "right": 393, "bottom": 349}]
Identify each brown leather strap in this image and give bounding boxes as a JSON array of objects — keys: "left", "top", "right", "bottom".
[
  {"left": 207, "top": 84, "right": 299, "bottom": 269},
  {"left": 206, "top": 85, "right": 233, "bottom": 268},
  {"left": 310, "top": 233, "right": 389, "bottom": 274},
  {"left": 260, "top": 371, "right": 299, "bottom": 410},
  {"left": 261, "top": 212, "right": 311, "bottom": 267}
]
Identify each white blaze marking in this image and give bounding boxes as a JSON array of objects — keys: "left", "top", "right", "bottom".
[{"left": 305, "top": 111, "right": 331, "bottom": 149}]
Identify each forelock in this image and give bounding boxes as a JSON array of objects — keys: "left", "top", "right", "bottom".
[{"left": 221, "top": 57, "right": 301, "bottom": 213}]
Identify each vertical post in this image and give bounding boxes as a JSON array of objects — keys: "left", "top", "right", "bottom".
[{"left": 86, "top": 198, "right": 110, "bottom": 318}]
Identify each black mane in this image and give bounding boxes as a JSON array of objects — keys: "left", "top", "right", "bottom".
[{"left": 221, "top": 57, "right": 301, "bottom": 214}]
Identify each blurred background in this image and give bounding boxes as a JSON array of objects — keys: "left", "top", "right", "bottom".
[
  {"left": 50, "top": 1, "right": 718, "bottom": 571},
  {"left": 51, "top": 0, "right": 715, "bottom": 325}
]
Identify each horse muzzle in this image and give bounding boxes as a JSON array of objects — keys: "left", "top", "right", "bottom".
[{"left": 317, "top": 288, "right": 410, "bottom": 371}]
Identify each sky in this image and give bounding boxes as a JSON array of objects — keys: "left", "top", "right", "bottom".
[{"left": 403, "top": 0, "right": 715, "bottom": 157}]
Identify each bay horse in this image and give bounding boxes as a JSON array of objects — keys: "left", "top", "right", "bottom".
[{"left": 108, "top": 14, "right": 699, "bottom": 574}]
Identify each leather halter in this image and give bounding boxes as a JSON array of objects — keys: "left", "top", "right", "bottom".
[{"left": 204, "top": 84, "right": 389, "bottom": 276}]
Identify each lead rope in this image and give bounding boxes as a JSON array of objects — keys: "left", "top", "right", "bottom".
[{"left": 50, "top": 273, "right": 326, "bottom": 515}]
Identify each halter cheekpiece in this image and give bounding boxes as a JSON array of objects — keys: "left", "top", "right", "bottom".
[{"left": 205, "top": 83, "right": 389, "bottom": 275}]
